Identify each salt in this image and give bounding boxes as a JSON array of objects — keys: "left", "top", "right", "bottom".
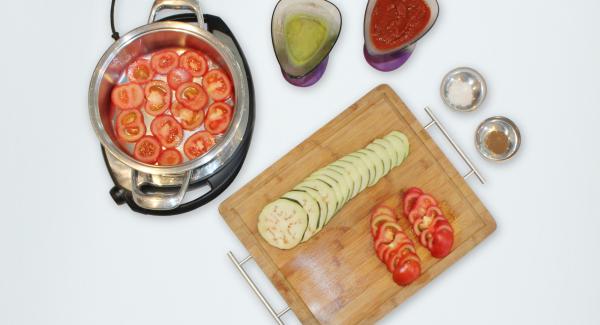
[{"left": 447, "top": 80, "right": 474, "bottom": 107}]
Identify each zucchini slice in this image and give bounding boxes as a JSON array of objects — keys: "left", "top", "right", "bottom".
[
  {"left": 340, "top": 155, "right": 370, "bottom": 192},
  {"left": 367, "top": 142, "right": 392, "bottom": 175},
  {"left": 374, "top": 138, "right": 399, "bottom": 167},
  {"left": 295, "top": 179, "right": 336, "bottom": 225},
  {"left": 330, "top": 160, "right": 361, "bottom": 199},
  {"left": 257, "top": 198, "right": 308, "bottom": 250}
]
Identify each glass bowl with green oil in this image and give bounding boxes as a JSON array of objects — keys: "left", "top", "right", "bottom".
[{"left": 271, "top": 0, "right": 341, "bottom": 87}]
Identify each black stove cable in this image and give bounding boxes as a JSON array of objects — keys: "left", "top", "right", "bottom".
[{"left": 110, "top": 0, "right": 120, "bottom": 41}]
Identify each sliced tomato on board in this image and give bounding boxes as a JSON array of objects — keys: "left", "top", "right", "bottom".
[
  {"left": 167, "top": 68, "right": 193, "bottom": 90},
  {"left": 202, "top": 69, "right": 232, "bottom": 101},
  {"left": 412, "top": 194, "right": 438, "bottom": 215},
  {"left": 374, "top": 221, "right": 403, "bottom": 247},
  {"left": 385, "top": 245, "right": 416, "bottom": 272},
  {"left": 179, "top": 51, "right": 208, "bottom": 77},
  {"left": 430, "top": 228, "right": 454, "bottom": 258},
  {"left": 183, "top": 131, "right": 216, "bottom": 160},
  {"left": 133, "top": 136, "right": 161, "bottom": 164},
  {"left": 151, "top": 50, "right": 179, "bottom": 74},
  {"left": 116, "top": 110, "right": 145, "bottom": 142},
  {"left": 403, "top": 190, "right": 422, "bottom": 215},
  {"left": 171, "top": 101, "right": 204, "bottom": 130},
  {"left": 370, "top": 214, "right": 396, "bottom": 237},
  {"left": 150, "top": 115, "right": 183, "bottom": 149},
  {"left": 204, "top": 102, "right": 233, "bottom": 135},
  {"left": 392, "top": 257, "right": 421, "bottom": 286},
  {"left": 176, "top": 82, "right": 208, "bottom": 111},
  {"left": 127, "top": 59, "right": 154, "bottom": 84},
  {"left": 157, "top": 148, "right": 183, "bottom": 166},
  {"left": 144, "top": 80, "right": 171, "bottom": 116},
  {"left": 111, "top": 83, "right": 144, "bottom": 110}
]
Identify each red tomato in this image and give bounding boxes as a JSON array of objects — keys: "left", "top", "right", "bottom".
[
  {"left": 176, "top": 82, "right": 208, "bottom": 111},
  {"left": 179, "top": 51, "right": 208, "bottom": 77},
  {"left": 374, "top": 222, "right": 402, "bottom": 247},
  {"left": 167, "top": 68, "right": 192, "bottom": 90},
  {"left": 171, "top": 101, "right": 204, "bottom": 130},
  {"left": 134, "top": 136, "right": 161, "bottom": 164},
  {"left": 403, "top": 190, "right": 422, "bottom": 215},
  {"left": 430, "top": 228, "right": 454, "bottom": 258},
  {"left": 413, "top": 194, "right": 438, "bottom": 215},
  {"left": 150, "top": 115, "right": 183, "bottom": 149},
  {"left": 116, "top": 110, "right": 146, "bottom": 142},
  {"left": 204, "top": 102, "right": 233, "bottom": 135},
  {"left": 375, "top": 243, "right": 389, "bottom": 262},
  {"left": 370, "top": 214, "right": 396, "bottom": 237},
  {"left": 144, "top": 80, "right": 171, "bottom": 116},
  {"left": 392, "top": 257, "right": 421, "bottom": 286},
  {"left": 184, "top": 131, "right": 216, "bottom": 160},
  {"left": 202, "top": 69, "right": 233, "bottom": 101},
  {"left": 382, "top": 233, "right": 413, "bottom": 263},
  {"left": 386, "top": 246, "right": 416, "bottom": 272},
  {"left": 157, "top": 148, "right": 183, "bottom": 166},
  {"left": 151, "top": 50, "right": 179, "bottom": 74},
  {"left": 127, "top": 59, "right": 154, "bottom": 84},
  {"left": 111, "top": 83, "right": 144, "bottom": 110}
]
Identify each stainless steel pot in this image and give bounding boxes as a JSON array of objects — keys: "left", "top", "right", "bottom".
[{"left": 89, "top": 0, "right": 250, "bottom": 211}]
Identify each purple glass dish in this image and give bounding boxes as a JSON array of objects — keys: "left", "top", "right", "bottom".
[
  {"left": 283, "top": 56, "right": 329, "bottom": 87},
  {"left": 363, "top": 0, "right": 439, "bottom": 72}
]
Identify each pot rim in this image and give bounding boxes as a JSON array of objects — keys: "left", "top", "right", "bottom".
[{"left": 89, "top": 20, "right": 249, "bottom": 176}]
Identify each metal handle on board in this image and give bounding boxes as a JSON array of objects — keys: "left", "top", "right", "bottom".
[
  {"left": 227, "top": 251, "right": 291, "bottom": 325},
  {"left": 423, "top": 107, "right": 486, "bottom": 184}
]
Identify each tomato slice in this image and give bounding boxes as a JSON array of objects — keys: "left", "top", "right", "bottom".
[
  {"left": 127, "top": 59, "right": 154, "bottom": 84},
  {"left": 386, "top": 246, "right": 417, "bottom": 272},
  {"left": 150, "top": 115, "right": 183, "bottom": 149},
  {"left": 204, "top": 102, "right": 233, "bottom": 135},
  {"left": 403, "top": 190, "right": 422, "bottom": 215},
  {"left": 370, "top": 214, "right": 396, "bottom": 237},
  {"left": 144, "top": 80, "right": 171, "bottom": 116},
  {"left": 176, "top": 82, "right": 208, "bottom": 111},
  {"left": 180, "top": 51, "right": 208, "bottom": 77},
  {"left": 151, "top": 50, "right": 179, "bottom": 74},
  {"left": 183, "top": 131, "right": 216, "bottom": 160},
  {"left": 392, "top": 257, "right": 421, "bottom": 286},
  {"left": 430, "top": 228, "right": 454, "bottom": 258},
  {"left": 167, "top": 68, "right": 193, "bottom": 90},
  {"left": 111, "top": 83, "right": 144, "bottom": 110},
  {"left": 157, "top": 148, "right": 183, "bottom": 166},
  {"left": 116, "top": 110, "right": 146, "bottom": 142},
  {"left": 134, "top": 136, "right": 161, "bottom": 164},
  {"left": 375, "top": 243, "right": 389, "bottom": 262},
  {"left": 412, "top": 194, "right": 438, "bottom": 216},
  {"left": 374, "top": 221, "right": 402, "bottom": 247},
  {"left": 202, "top": 69, "right": 233, "bottom": 101},
  {"left": 382, "top": 233, "right": 414, "bottom": 263},
  {"left": 171, "top": 101, "right": 205, "bottom": 130}
]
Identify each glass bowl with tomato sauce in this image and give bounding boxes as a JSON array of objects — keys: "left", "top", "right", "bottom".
[{"left": 363, "top": 0, "right": 439, "bottom": 71}]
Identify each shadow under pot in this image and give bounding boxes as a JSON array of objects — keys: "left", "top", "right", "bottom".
[
  {"left": 271, "top": 0, "right": 342, "bottom": 87},
  {"left": 363, "top": 0, "right": 439, "bottom": 72}
]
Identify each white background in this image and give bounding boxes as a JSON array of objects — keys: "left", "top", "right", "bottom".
[{"left": 1, "top": 0, "right": 599, "bottom": 324}]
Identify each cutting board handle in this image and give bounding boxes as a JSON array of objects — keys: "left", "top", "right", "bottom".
[
  {"left": 228, "top": 251, "right": 292, "bottom": 324},
  {"left": 423, "top": 107, "right": 486, "bottom": 184}
]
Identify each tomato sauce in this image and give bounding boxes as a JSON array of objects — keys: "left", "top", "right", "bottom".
[{"left": 369, "top": 0, "right": 431, "bottom": 51}]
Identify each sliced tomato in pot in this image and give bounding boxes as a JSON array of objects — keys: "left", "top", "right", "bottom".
[
  {"left": 184, "top": 131, "right": 216, "bottom": 160},
  {"left": 179, "top": 51, "right": 208, "bottom": 77},
  {"left": 167, "top": 68, "right": 192, "bottom": 90},
  {"left": 116, "top": 110, "right": 145, "bottom": 142},
  {"left": 144, "top": 80, "right": 171, "bottom": 116},
  {"left": 134, "top": 136, "right": 161, "bottom": 164},
  {"left": 111, "top": 83, "right": 144, "bottom": 110},
  {"left": 176, "top": 82, "right": 208, "bottom": 111},
  {"left": 127, "top": 59, "right": 154, "bottom": 84},
  {"left": 150, "top": 115, "right": 183, "bottom": 149},
  {"left": 204, "top": 102, "right": 233, "bottom": 135},
  {"left": 202, "top": 69, "right": 232, "bottom": 101},
  {"left": 157, "top": 148, "right": 183, "bottom": 166},
  {"left": 171, "top": 101, "right": 204, "bottom": 130},
  {"left": 151, "top": 50, "right": 179, "bottom": 74}
]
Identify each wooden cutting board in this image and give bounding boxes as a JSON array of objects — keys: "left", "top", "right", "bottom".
[{"left": 219, "top": 85, "right": 496, "bottom": 324}]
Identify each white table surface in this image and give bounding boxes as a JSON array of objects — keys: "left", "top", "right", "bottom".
[{"left": 1, "top": 0, "right": 599, "bottom": 324}]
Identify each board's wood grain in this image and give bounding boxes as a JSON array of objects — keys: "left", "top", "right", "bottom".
[{"left": 219, "top": 85, "right": 496, "bottom": 324}]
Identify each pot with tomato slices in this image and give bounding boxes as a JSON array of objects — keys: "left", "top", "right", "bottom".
[{"left": 89, "top": 0, "right": 252, "bottom": 214}]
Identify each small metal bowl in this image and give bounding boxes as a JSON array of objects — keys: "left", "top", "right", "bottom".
[
  {"left": 440, "top": 67, "right": 487, "bottom": 112},
  {"left": 475, "top": 116, "right": 521, "bottom": 161}
]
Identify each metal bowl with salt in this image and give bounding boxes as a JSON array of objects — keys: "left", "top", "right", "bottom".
[
  {"left": 441, "top": 67, "right": 487, "bottom": 112},
  {"left": 475, "top": 116, "right": 521, "bottom": 161}
]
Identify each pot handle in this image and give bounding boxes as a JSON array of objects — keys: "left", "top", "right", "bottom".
[
  {"left": 148, "top": 0, "right": 205, "bottom": 27},
  {"left": 130, "top": 170, "right": 192, "bottom": 211}
]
